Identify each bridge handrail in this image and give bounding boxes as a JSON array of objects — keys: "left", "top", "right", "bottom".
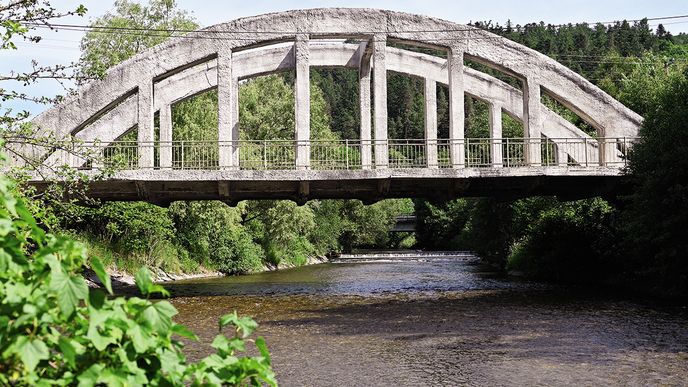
[{"left": 39, "top": 137, "right": 639, "bottom": 172}]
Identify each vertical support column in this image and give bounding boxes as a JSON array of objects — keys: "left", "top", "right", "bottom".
[
  {"left": 218, "top": 50, "right": 238, "bottom": 169},
  {"left": 295, "top": 34, "right": 311, "bottom": 170},
  {"left": 488, "top": 102, "right": 503, "bottom": 167},
  {"left": 231, "top": 76, "right": 240, "bottom": 167},
  {"left": 359, "top": 43, "right": 373, "bottom": 170},
  {"left": 523, "top": 77, "right": 542, "bottom": 166},
  {"left": 159, "top": 104, "right": 172, "bottom": 169},
  {"left": 448, "top": 46, "right": 465, "bottom": 168},
  {"left": 137, "top": 80, "right": 154, "bottom": 169},
  {"left": 598, "top": 135, "right": 607, "bottom": 166},
  {"left": 373, "top": 34, "right": 388, "bottom": 169},
  {"left": 557, "top": 143, "right": 568, "bottom": 167},
  {"left": 424, "top": 78, "right": 438, "bottom": 168}
]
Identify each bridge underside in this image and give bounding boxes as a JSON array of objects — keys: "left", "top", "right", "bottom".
[{"left": 35, "top": 168, "right": 630, "bottom": 205}]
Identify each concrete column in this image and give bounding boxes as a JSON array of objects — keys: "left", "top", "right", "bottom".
[
  {"left": 159, "top": 104, "right": 172, "bottom": 169},
  {"left": 231, "top": 76, "right": 240, "bottom": 167},
  {"left": 598, "top": 135, "right": 607, "bottom": 166},
  {"left": 448, "top": 47, "right": 465, "bottom": 168},
  {"left": 373, "top": 34, "right": 388, "bottom": 169},
  {"left": 295, "top": 34, "right": 311, "bottom": 170},
  {"left": 218, "top": 50, "right": 238, "bottom": 169},
  {"left": 359, "top": 43, "right": 373, "bottom": 170},
  {"left": 424, "top": 78, "right": 438, "bottom": 168},
  {"left": 137, "top": 80, "right": 154, "bottom": 169},
  {"left": 488, "top": 102, "right": 503, "bottom": 167},
  {"left": 523, "top": 78, "right": 542, "bottom": 166},
  {"left": 557, "top": 143, "right": 568, "bottom": 167}
]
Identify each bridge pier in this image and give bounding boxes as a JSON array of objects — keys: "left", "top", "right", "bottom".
[
  {"left": 295, "top": 34, "right": 311, "bottom": 170},
  {"left": 448, "top": 47, "right": 465, "bottom": 168},
  {"left": 424, "top": 79, "right": 438, "bottom": 168},
  {"left": 373, "top": 34, "right": 388, "bottom": 169}
]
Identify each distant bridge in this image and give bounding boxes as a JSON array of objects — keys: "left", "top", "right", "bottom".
[
  {"left": 18, "top": 9, "right": 642, "bottom": 204},
  {"left": 391, "top": 215, "right": 417, "bottom": 233}
]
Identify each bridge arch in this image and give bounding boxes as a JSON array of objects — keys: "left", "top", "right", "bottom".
[{"left": 31, "top": 8, "right": 640, "bottom": 176}]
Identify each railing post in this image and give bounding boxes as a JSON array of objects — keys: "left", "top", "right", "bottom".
[
  {"left": 584, "top": 137, "right": 589, "bottom": 167},
  {"left": 598, "top": 136, "right": 607, "bottom": 167},
  {"left": 345, "top": 139, "right": 350, "bottom": 169},
  {"left": 180, "top": 141, "right": 185, "bottom": 170},
  {"left": 263, "top": 141, "right": 267, "bottom": 170}
]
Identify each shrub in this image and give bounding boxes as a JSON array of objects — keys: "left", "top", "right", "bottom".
[{"left": 0, "top": 173, "right": 276, "bottom": 385}]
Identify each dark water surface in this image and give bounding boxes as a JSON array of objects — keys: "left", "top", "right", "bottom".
[{"left": 167, "top": 253, "right": 688, "bottom": 386}]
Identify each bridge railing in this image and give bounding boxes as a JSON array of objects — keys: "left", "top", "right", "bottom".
[{"left": 45, "top": 137, "right": 638, "bottom": 172}]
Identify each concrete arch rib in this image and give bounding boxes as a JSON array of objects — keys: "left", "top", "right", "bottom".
[{"left": 33, "top": 8, "right": 639, "bottom": 153}]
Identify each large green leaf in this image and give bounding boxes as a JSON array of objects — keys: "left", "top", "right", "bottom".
[
  {"left": 50, "top": 268, "right": 88, "bottom": 317},
  {"left": 142, "top": 301, "right": 177, "bottom": 333},
  {"left": 18, "top": 337, "right": 49, "bottom": 372},
  {"left": 90, "top": 257, "right": 112, "bottom": 295}
]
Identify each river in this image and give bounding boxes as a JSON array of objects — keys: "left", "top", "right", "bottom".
[{"left": 166, "top": 252, "right": 688, "bottom": 386}]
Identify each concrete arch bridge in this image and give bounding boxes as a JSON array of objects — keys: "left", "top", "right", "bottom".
[{"left": 22, "top": 8, "right": 642, "bottom": 204}]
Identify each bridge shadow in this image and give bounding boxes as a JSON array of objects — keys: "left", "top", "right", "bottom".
[{"left": 258, "top": 288, "right": 688, "bottom": 363}]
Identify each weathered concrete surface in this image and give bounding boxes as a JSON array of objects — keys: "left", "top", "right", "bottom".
[
  {"left": 29, "top": 168, "right": 630, "bottom": 204},
  {"left": 30, "top": 8, "right": 641, "bottom": 141}
]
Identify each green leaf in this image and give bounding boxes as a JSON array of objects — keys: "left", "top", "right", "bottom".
[
  {"left": 129, "top": 324, "right": 155, "bottom": 353},
  {"left": 91, "top": 257, "right": 112, "bottom": 294},
  {"left": 50, "top": 268, "right": 88, "bottom": 317},
  {"left": 58, "top": 336, "right": 77, "bottom": 368},
  {"left": 18, "top": 337, "right": 49, "bottom": 371},
  {"left": 77, "top": 364, "right": 104, "bottom": 387},
  {"left": 219, "top": 312, "right": 258, "bottom": 338},
  {"left": 134, "top": 267, "right": 169, "bottom": 297},
  {"left": 170, "top": 323, "right": 198, "bottom": 340},
  {"left": 256, "top": 336, "right": 271, "bottom": 365},
  {"left": 142, "top": 300, "right": 177, "bottom": 333},
  {"left": 134, "top": 267, "right": 153, "bottom": 295}
]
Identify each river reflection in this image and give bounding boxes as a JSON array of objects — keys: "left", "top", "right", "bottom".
[{"left": 168, "top": 253, "right": 688, "bottom": 386}]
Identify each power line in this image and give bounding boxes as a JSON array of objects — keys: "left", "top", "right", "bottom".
[{"left": 20, "top": 13, "right": 688, "bottom": 36}]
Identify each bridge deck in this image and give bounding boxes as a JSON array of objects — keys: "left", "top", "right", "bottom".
[{"left": 32, "top": 167, "right": 630, "bottom": 205}]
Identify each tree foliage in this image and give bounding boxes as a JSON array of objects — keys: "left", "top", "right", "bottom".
[{"left": 0, "top": 170, "right": 276, "bottom": 385}]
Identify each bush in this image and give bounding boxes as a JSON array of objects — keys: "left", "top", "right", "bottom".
[{"left": 0, "top": 173, "right": 276, "bottom": 385}]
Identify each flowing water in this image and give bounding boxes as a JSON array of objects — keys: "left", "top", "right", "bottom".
[{"left": 167, "top": 252, "right": 688, "bottom": 386}]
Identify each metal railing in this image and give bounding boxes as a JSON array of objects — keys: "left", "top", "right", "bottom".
[{"left": 44, "top": 137, "right": 638, "bottom": 172}]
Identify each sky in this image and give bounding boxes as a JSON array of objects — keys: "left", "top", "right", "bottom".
[{"left": 3, "top": 0, "right": 688, "bottom": 117}]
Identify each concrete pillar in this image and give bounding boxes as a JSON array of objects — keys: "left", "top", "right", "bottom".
[
  {"left": 218, "top": 50, "right": 238, "bottom": 169},
  {"left": 159, "top": 104, "right": 172, "bottom": 169},
  {"left": 523, "top": 78, "right": 542, "bottom": 166},
  {"left": 424, "top": 78, "right": 438, "bottom": 168},
  {"left": 557, "top": 143, "right": 568, "bottom": 167},
  {"left": 231, "top": 76, "right": 240, "bottom": 167},
  {"left": 488, "top": 102, "right": 503, "bottom": 167},
  {"left": 448, "top": 47, "right": 465, "bottom": 168},
  {"left": 295, "top": 34, "right": 310, "bottom": 170},
  {"left": 137, "top": 80, "right": 154, "bottom": 169},
  {"left": 373, "top": 34, "right": 388, "bottom": 169},
  {"left": 359, "top": 43, "right": 373, "bottom": 170},
  {"left": 598, "top": 135, "right": 607, "bottom": 166}
]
